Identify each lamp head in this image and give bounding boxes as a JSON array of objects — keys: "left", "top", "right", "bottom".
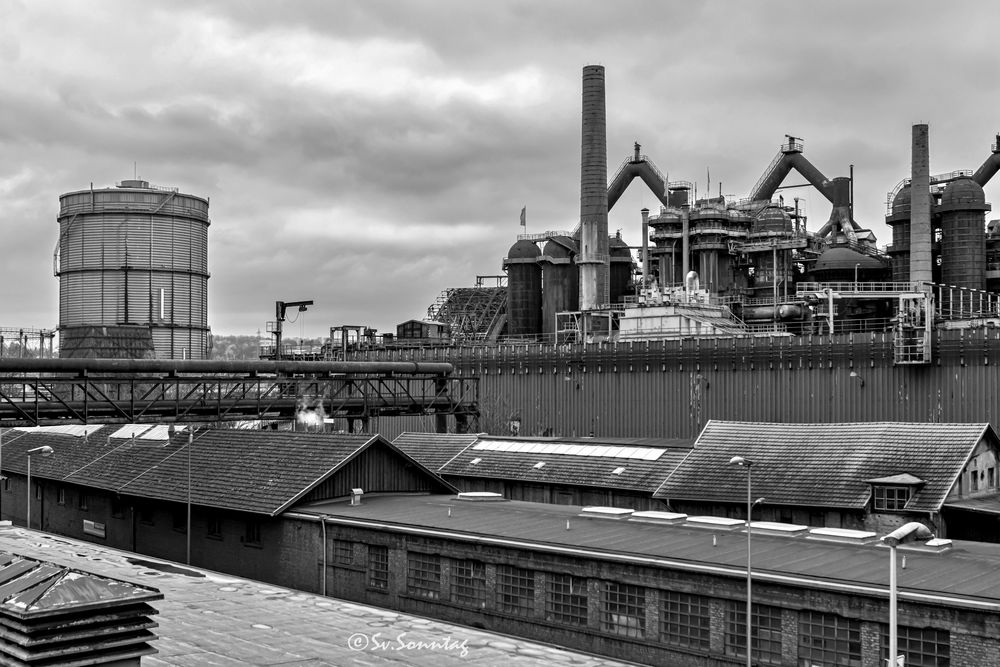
[
  {"left": 881, "top": 522, "right": 934, "bottom": 547},
  {"left": 27, "top": 446, "right": 54, "bottom": 458},
  {"left": 729, "top": 456, "right": 751, "bottom": 467}
]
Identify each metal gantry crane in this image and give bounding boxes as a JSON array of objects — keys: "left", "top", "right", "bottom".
[{"left": 268, "top": 300, "right": 314, "bottom": 361}]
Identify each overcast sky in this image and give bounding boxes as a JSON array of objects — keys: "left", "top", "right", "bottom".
[{"left": 3, "top": 0, "right": 1000, "bottom": 340}]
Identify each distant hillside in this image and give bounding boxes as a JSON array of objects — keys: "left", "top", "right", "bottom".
[{"left": 210, "top": 335, "right": 263, "bottom": 360}]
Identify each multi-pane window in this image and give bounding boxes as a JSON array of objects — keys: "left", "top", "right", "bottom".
[
  {"left": 602, "top": 582, "right": 645, "bottom": 639},
  {"left": 406, "top": 552, "right": 441, "bottom": 600},
  {"left": 332, "top": 540, "right": 353, "bottom": 565},
  {"left": 725, "top": 602, "right": 783, "bottom": 665},
  {"left": 243, "top": 521, "right": 261, "bottom": 545},
  {"left": 368, "top": 546, "right": 389, "bottom": 591},
  {"left": 451, "top": 559, "right": 487, "bottom": 608},
  {"left": 879, "top": 625, "right": 950, "bottom": 666},
  {"left": 661, "top": 591, "right": 710, "bottom": 650},
  {"left": 799, "top": 611, "right": 861, "bottom": 667},
  {"left": 497, "top": 565, "right": 535, "bottom": 616},
  {"left": 874, "top": 485, "right": 910, "bottom": 511},
  {"left": 545, "top": 573, "right": 588, "bottom": 625}
]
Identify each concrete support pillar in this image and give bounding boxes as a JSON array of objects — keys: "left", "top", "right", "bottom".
[
  {"left": 910, "top": 124, "right": 933, "bottom": 285},
  {"left": 578, "top": 65, "right": 609, "bottom": 311}
]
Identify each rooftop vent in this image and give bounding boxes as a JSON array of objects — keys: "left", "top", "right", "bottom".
[
  {"left": 470, "top": 457, "right": 482, "bottom": 465},
  {"left": 612, "top": 466, "right": 626, "bottom": 475},
  {"left": 533, "top": 461, "right": 546, "bottom": 469},
  {"left": 455, "top": 491, "right": 506, "bottom": 502},
  {"left": 806, "top": 527, "right": 879, "bottom": 545},
  {"left": 579, "top": 506, "right": 633, "bottom": 520},
  {"left": 629, "top": 510, "right": 687, "bottom": 525}
]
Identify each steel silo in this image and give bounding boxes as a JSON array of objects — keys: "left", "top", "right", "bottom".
[
  {"left": 56, "top": 179, "right": 211, "bottom": 359},
  {"left": 939, "top": 177, "right": 989, "bottom": 290}
]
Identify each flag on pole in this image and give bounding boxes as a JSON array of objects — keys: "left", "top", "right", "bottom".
[{"left": 520, "top": 206, "right": 526, "bottom": 228}]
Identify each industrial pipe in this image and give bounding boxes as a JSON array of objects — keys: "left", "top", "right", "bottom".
[
  {"left": 0, "top": 359, "right": 455, "bottom": 376},
  {"left": 608, "top": 160, "right": 671, "bottom": 211},
  {"left": 972, "top": 136, "right": 1000, "bottom": 187}
]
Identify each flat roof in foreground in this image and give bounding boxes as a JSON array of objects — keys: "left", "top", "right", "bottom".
[{"left": 0, "top": 524, "right": 635, "bottom": 667}]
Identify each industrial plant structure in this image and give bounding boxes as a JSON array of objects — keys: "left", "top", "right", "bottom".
[
  {"left": 345, "top": 66, "right": 1000, "bottom": 442},
  {"left": 55, "top": 179, "right": 211, "bottom": 359}
]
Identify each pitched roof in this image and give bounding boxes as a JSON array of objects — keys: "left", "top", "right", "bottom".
[
  {"left": 392, "top": 432, "right": 480, "bottom": 471},
  {"left": 1, "top": 426, "right": 455, "bottom": 516},
  {"left": 439, "top": 437, "right": 692, "bottom": 493},
  {"left": 653, "top": 421, "right": 993, "bottom": 512}
]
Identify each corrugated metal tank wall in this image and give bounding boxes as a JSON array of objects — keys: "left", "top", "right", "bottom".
[
  {"left": 504, "top": 240, "right": 543, "bottom": 336},
  {"left": 939, "top": 178, "right": 988, "bottom": 290},
  {"left": 887, "top": 185, "right": 911, "bottom": 281},
  {"left": 361, "top": 330, "right": 1000, "bottom": 439},
  {"left": 57, "top": 181, "right": 211, "bottom": 359}
]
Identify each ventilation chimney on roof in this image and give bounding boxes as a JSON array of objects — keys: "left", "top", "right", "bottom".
[{"left": 350, "top": 488, "right": 364, "bottom": 506}]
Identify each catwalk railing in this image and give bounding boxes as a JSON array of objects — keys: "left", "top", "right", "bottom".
[{"left": 0, "top": 359, "right": 478, "bottom": 429}]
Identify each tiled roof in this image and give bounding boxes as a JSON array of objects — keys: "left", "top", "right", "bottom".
[
  {"left": 1, "top": 427, "right": 451, "bottom": 516},
  {"left": 653, "top": 421, "right": 992, "bottom": 512},
  {"left": 392, "top": 432, "right": 480, "bottom": 471},
  {"left": 440, "top": 442, "right": 691, "bottom": 493}
]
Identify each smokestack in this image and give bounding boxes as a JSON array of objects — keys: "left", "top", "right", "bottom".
[
  {"left": 579, "top": 65, "right": 609, "bottom": 310},
  {"left": 910, "top": 124, "right": 933, "bottom": 284}
]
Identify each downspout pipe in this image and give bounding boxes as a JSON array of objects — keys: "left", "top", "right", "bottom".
[{"left": 320, "top": 515, "right": 329, "bottom": 597}]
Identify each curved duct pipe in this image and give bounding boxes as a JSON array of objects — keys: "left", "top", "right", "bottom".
[
  {"left": 608, "top": 160, "right": 672, "bottom": 211},
  {"left": 750, "top": 150, "right": 840, "bottom": 206},
  {"left": 973, "top": 139, "right": 1000, "bottom": 187}
]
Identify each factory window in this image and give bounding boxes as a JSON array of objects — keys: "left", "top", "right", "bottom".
[
  {"left": 368, "top": 546, "right": 389, "bottom": 591},
  {"left": 206, "top": 517, "right": 222, "bottom": 539},
  {"left": 725, "top": 602, "right": 782, "bottom": 665},
  {"left": 879, "top": 625, "right": 950, "bottom": 666},
  {"left": 331, "top": 540, "right": 353, "bottom": 565},
  {"left": 873, "top": 485, "right": 910, "bottom": 511},
  {"left": 35, "top": 484, "right": 42, "bottom": 501},
  {"left": 111, "top": 499, "right": 125, "bottom": 519},
  {"left": 173, "top": 509, "right": 187, "bottom": 534},
  {"left": 78, "top": 492, "right": 88, "bottom": 512},
  {"left": 57, "top": 488, "right": 66, "bottom": 506},
  {"left": 661, "top": 591, "right": 710, "bottom": 651},
  {"left": 406, "top": 552, "right": 441, "bottom": 600},
  {"left": 989, "top": 467, "right": 996, "bottom": 488},
  {"left": 545, "top": 573, "right": 588, "bottom": 626},
  {"left": 970, "top": 469, "right": 979, "bottom": 492},
  {"left": 243, "top": 521, "right": 261, "bottom": 546},
  {"left": 602, "top": 582, "right": 645, "bottom": 639},
  {"left": 451, "top": 559, "right": 487, "bottom": 608},
  {"left": 798, "top": 610, "right": 861, "bottom": 667},
  {"left": 497, "top": 565, "right": 535, "bottom": 616},
  {"left": 2, "top": 477, "right": 8, "bottom": 492}
]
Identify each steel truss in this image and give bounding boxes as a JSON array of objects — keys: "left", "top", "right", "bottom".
[{"left": 0, "top": 360, "right": 479, "bottom": 430}]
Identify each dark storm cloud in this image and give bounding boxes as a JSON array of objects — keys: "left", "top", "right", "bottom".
[{"left": 3, "top": 0, "right": 1000, "bottom": 339}]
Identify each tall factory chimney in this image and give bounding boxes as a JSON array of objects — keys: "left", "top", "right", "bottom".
[
  {"left": 579, "top": 65, "right": 610, "bottom": 311},
  {"left": 910, "top": 124, "right": 933, "bottom": 284}
]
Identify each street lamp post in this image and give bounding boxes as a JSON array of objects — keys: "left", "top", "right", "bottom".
[
  {"left": 881, "top": 522, "right": 934, "bottom": 667},
  {"left": 26, "top": 446, "right": 54, "bottom": 530},
  {"left": 729, "top": 456, "right": 764, "bottom": 667}
]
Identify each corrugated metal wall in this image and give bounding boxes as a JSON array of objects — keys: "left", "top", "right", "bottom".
[
  {"left": 57, "top": 188, "right": 210, "bottom": 359},
  {"left": 361, "top": 329, "right": 1000, "bottom": 439}
]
